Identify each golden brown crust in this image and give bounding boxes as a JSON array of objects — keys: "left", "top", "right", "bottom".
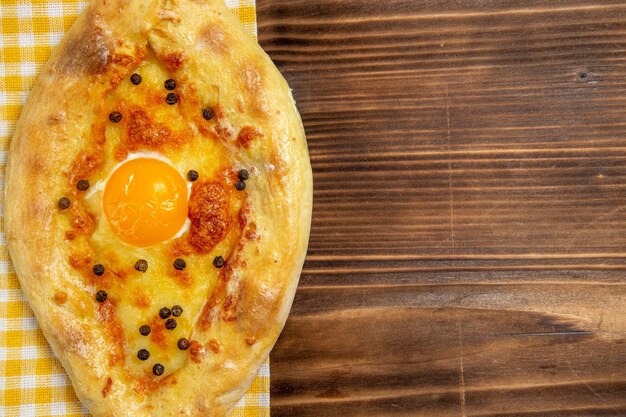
[{"left": 4, "top": 0, "right": 312, "bottom": 415}]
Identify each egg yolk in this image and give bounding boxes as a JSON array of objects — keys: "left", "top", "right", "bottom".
[{"left": 103, "top": 158, "right": 188, "bottom": 247}]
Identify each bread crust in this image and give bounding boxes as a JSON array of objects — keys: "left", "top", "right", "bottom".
[{"left": 4, "top": 0, "right": 312, "bottom": 415}]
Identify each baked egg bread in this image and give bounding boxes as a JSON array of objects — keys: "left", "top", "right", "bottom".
[{"left": 4, "top": 0, "right": 312, "bottom": 415}]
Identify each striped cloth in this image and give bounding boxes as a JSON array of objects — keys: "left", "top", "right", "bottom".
[{"left": 0, "top": 1, "right": 269, "bottom": 416}]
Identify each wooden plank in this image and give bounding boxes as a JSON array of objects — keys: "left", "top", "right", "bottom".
[{"left": 257, "top": 1, "right": 626, "bottom": 416}]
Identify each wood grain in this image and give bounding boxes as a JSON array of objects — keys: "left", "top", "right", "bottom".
[{"left": 257, "top": 1, "right": 626, "bottom": 416}]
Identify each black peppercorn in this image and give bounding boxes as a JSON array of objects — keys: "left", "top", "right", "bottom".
[
  {"left": 173, "top": 258, "right": 186, "bottom": 270},
  {"left": 238, "top": 169, "right": 249, "bottom": 181},
  {"left": 159, "top": 307, "right": 171, "bottom": 319},
  {"left": 134, "top": 259, "right": 148, "bottom": 272},
  {"left": 130, "top": 73, "right": 142, "bottom": 85},
  {"left": 235, "top": 181, "right": 246, "bottom": 191},
  {"left": 164, "top": 79, "right": 176, "bottom": 90},
  {"left": 95, "top": 290, "right": 107, "bottom": 303},
  {"left": 177, "top": 338, "right": 190, "bottom": 350},
  {"left": 171, "top": 305, "right": 183, "bottom": 317},
  {"left": 165, "top": 92, "right": 178, "bottom": 105},
  {"left": 212, "top": 256, "right": 225, "bottom": 268},
  {"left": 58, "top": 197, "right": 70, "bottom": 210},
  {"left": 108, "top": 111, "right": 122, "bottom": 123},
  {"left": 139, "top": 325, "right": 151, "bottom": 336},
  {"left": 137, "top": 349, "right": 150, "bottom": 361},
  {"left": 187, "top": 170, "right": 199, "bottom": 182},
  {"left": 153, "top": 363, "right": 165, "bottom": 376},
  {"left": 92, "top": 264, "right": 105, "bottom": 276},
  {"left": 202, "top": 108, "right": 214, "bottom": 120},
  {"left": 76, "top": 180, "right": 90, "bottom": 191},
  {"left": 165, "top": 318, "right": 177, "bottom": 330}
]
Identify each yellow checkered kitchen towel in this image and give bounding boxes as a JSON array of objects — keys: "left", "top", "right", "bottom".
[{"left": 0, "top": 0, "right": 268, "bottom": 416}]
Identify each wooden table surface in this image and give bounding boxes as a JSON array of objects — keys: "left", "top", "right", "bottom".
[{"left": 257, "top": 1, "right": 626, "bottom": 416}]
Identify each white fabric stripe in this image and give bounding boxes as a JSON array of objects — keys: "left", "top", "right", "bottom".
[
  {"left": 49, "top": 402, "right": 66, "bottom": 416},
  {"left": 17, "top": 33, "right": 35, "bottom": 47},
  {"left": 45, "top": 2, "right": 64, "bottom": 17},
  {"left": 19, "top": 62, "right": 36, "bottom": 76},
  {"left": 0, "top": 374, "right": 68, "bottom": 390},
  {"left": 0, "top": 32, "right": 70, "bottom": 50},
  {"left": 0, "top": 289, "right": 26, "bottom": 302},
  {"left": 0, "top": 91, "right": 30, "bottom": 103},
  {"left": 0, "top": 121, "right": 11, "bottom": 138},
  {"left": 257, "top": 362, "right": 270, "bottom": 378},
  {"left": 26, "top": 0, "right": 87, "bottom": 14},
  {"left": 50, "top": 373, "right": 68, "bottom": 387},
  {"left": 2, "top": 403, "right": 87, "bottom": 415},
  {"left": 21, "top": 345, "right": 38, "bottom": 359},
  {"left": 2, "top": 63, "right": 41, "bottom": 76},
  {"left": 21, "top": 317, "right": 39, "bottom": 331},
  {"left": 0, "top": 345, "right": 55, "bottom": 361},
  {"left": 16, "top": 3, "right": 33, "bottom": 18},
  {"left": 19, "top": 375, "right": 36, "bottom": 389},
  {"left": 258, "top": 392, "right": 270, "bottom": 407},
  {"left": 49, "top": 31, "right": 64, "bottom": 46},
  {"left": 4, "top": 318, "right": 42, "bottom": 331},
  {"left": 19, "top": 404, "right": 35, "bottom": 416}
]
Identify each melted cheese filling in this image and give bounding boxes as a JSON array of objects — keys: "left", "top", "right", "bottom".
[{"left": 79, "top": 51, "right": 244, "bottom": 379}]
